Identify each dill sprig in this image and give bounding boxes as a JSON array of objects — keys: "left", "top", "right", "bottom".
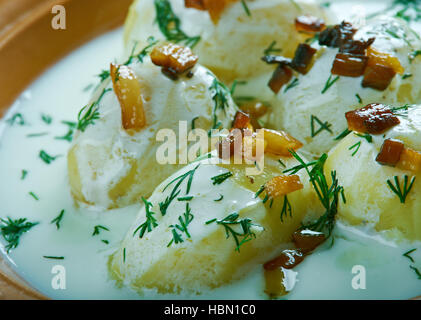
[
  {"left": 264, "top": 41, "right": 282, "bottom": 56},
  {"left": 391, "top": 104, "right": 414, "bottom": 117},
  {"left": 55, "top": 121, "right": 77, "bottom": 142},
  {"left": 43, "top": 256, "right": 64, "bottom": 260},
  {"left": 311, "top": 115, "right": 332, "bottom": 137},
  {"left": 0, "top": 217, "right": 38, "bottom": 253},
  {"left": 214, "top": 194, "right": 224, "bottom": 202},
  {"left": 321, "top": 75, "right": 340, "bottom": 94},
  {"left": 41, "top": 114, "right": 52, "bottom": 125},
  {"left": 241, "top": 0, "right": 251, "bottom": 16},
  {"left": 211, "top": 171, "right": 233, "bottom": 185},
  {"left": 39, "top": 150, "right": 59, "bottom": 164},
  {"left": 133, "top": 197, "right": 159, "bottom": 238},
  {"left": 209, "top": 76, "right": 231, "bottom": 130},
  {"left": 403, "top": 248, "right": 417, "bottom": 263},
  {"left": 76, "top": 88, "right": 111, "bottom": 132},
  {"left": 167, "top": 203, "right": 194, "bottom": 247},
  {"left": 159, "top": 164, "right": 200, "bottom": 216},
  {"left": 21, "top": 170, "right": 28, "bottom": 180},
  {"left": 387, "top": 175, "right": 416, "bottom": 204},
  {"left": 50, "top": 210, "right": 65, "bottom": 230},
  {"left": 284, "top": 78, "right": 299, "bottom": 93},
  {"left": 28, "top": 192, "right": 39, "bottom": 201},
  {"left": 280, "top": 196, "right": 292, "bottom": 222},
  {"left": 154, "top": 0, "right": 201, "bottom": 48},
  {"left": 92, "top": 225, "right": 109, "bottom": 236},
  {"left": 334, "top": 128, "right": 351, "bottom": 141},
  {"left": 349, "top": 141, "right": 361, "bottom": 156},
  {"left": 206, "top": 213, "right": 259, "bottom": 252},
  {"left": 6, "top": 113, "right": 25, "bottom": 126},
  {"left": 285, "top": 151, "right": 346, "bottom": 238}
]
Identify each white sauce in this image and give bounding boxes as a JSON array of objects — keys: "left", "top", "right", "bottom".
[{"left": 0, "top": 0, "right": 420, "bottom": 299}]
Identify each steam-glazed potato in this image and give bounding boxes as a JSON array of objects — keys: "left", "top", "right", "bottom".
[
  {"left": 68, "top": 46, "right": 237, "bottom": 210},
  {"left": 123, "top": 0, "right": 332, "bottom": 83},
  {"left": 109, "top": 154, "right": 322, "bottom": 295},
  {"left": 266, "top": 17, "right": 421, "bottom": 157},
  {"left": 325, "top": 106, "right": 421, "bottom": 241}
]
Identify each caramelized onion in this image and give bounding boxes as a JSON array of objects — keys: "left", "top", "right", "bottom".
[
  {"left": 263, "top": 249, "right": 304, "bottom": 271},
  {"left": 295, "top": 15, "right": 325, "bottom": 33},
  {"left": 184, "top": 0, "right": 206, "bottom": 10},
  {"left": 150, "top": 43, "right": 198, "bottom": 79},
  {"left": 239, "top": 101, "right": 269, "bottom": 128},
  {"left": 185, "top": 0, "right": 238, "bottom": 23},
  {"left": 319, "top": 21, "right": 356, "bottom": 48},
  {"left": 262, "top": 128, "right": 303, "bottom": 156},
  {"left": 232, "top": 111, "right": 252, "bottom": 130},
  {"left": 268, "top": 65, "right": 293, "bottom": 94},
  {"left": 331, "top": 53, "right": 368, "bottom": 77},
  {"left": 110, "top": 64, "right": 146, "bottom": 132},
  {"left": 291, "top": 43, "right": 317, "bottom": 74},
  {"left": 292, "top": 230, "right": 326, "bottom": 254},
  {"left": 264, "top": 175, "right": 303, "bottom": 199},
  {"left": 340, "top": 38, "right": 375, "bottom": 55},
  {"left": 345, "top": 103, "right": 400, "bottom": 134},
  {"left": 396, "top": 147, "right": 421, "bottom": 172},
  {"left": 375, "top": 139, "right": 404, "bottom": 167}
]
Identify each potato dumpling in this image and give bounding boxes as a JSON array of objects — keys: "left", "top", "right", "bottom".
[
  {"left": 266, "top": 16, "right": 421, "bottom": 158},
  {"left": 68, "top": 54, "right": 237, "bottom": 210},
  {"left": 123, "top": 0, "right": 332, "bottom": 83},
  {"left": 325, "top": 106, "right": 421, "bottom": 241},
  {"left": 109, "top": 154, "right": 322, "bottom": 295}
]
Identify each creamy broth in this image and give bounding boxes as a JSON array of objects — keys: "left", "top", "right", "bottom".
[{"left": 0, "top": 0, "right": 420, "bottom": 299}]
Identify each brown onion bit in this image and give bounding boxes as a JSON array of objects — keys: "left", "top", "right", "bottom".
[
  {"left": 150, "top": 43, "right": 198, "bottom": 80},
  {"left": 291, "top": 43, "right": 317, "bottom": 74},
  {"left": 232, "top": 110, "right": 252, "bottom": 130},
  {"left": 375, "top": 139, "right": 404, "bottom": 167},
  {"left": 340, "top": 37, "right": 375, "bottom": 55},
  {"left": 292, "top": 229, "right": 326, "bottom": 254},
  {"left": 268, "top": 65, "right": 293, "bottom": 94},
  {"left": 331, "top": 53, "right": 368, "bottom": 77},
  {"left": 397, "top": 147, "right": 421, "bottom": 172},
  {"left": 345, "top": 103, "right": 400, "bottom": 135},
  {"left": 184, "top": 0, "right": 206, "bottom": 10},
  {"left": 264, "top": 175, "right": 304, "bottom": 199},
  {"left": 216, "top": 128, "right": 253, "bottom": 160},
  {"left": 295, "top": 15, "right": 326, "bottom": 33},
  {"left": 263, "top": 249, "right": 305, "bottom": 271},
  {"left": 319, "top": 21, "right": 356, "bottom": 48},
  {"left": 239, "top": 101, "right": 269, "bottom": 129},
  {"left": 292, "top": 230, "right": 325, "bottom": 254},
  {"left": 362, "top": 62, "right": 396, "bottom": 91}
]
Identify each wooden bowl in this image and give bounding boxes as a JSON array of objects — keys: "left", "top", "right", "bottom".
[{"left": 0, "top": 0, "right": 132, "bottom": 299}]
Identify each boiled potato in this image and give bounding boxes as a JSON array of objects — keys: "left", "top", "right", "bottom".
[
  {"left": 109, "top": 154, "right": 322, "bottom": 294},
  {"left": 124, "top": 0, "right": 332, "bottom": 83},
  {"left": 266, "top": 16, "right": 421, "bottom": 157},
  {"left": 325, "top": 106, "right": 421, "bottom": 241},
  {"left": 68, "top": 54, "right": 237, "bottom": 210}
]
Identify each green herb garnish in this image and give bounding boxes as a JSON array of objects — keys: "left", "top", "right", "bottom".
[
  {"left": 321, "top": 75, "right": 340, "bottom": 94},
  {"left": 76, "top": 88, "right": 111, "bottom": 132},
  {"left": 6, "top": 113, "right": 25, "bottom": 126},
  {"left": 205, "top": 212, "right": 259, "bottom": 252},
  {"left": 51, "top": 210, "right": 65, "bottom": 230},
  {"left": 39, "top": 150, "right": 59, "bottom": 164},
  {"left": 211, "top": 171, "right": 233, "bottom": 185},
  {"left": 154, "top": 0, "right": 201, "bottom": 48},
  {"left": 133, "top": 197, "right": 159, "bottom": 238},
  {"left": 0, "top": 217, "right": 38, "bottom": 253},
  {"left": 311, "top": 115, "right": 332, "bottom": 137},
  {"left": 387, "top": 175, "right": 416, "bottom": 204},
  {"left": 43, "top": 256, "right": 64, "bottom": 260},
  {"left": 92, "top": 225, "right": 110, "bottom": 236},
  {"left": 29, "top": 192, "right": 39, "bottom": 201},
  {"left": 167, "top": 203, "right": 194, "bottom": 247}
]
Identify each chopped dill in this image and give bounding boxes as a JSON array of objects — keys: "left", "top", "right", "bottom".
[
  {"left": 76, "top": 88, "right": 111, "bottom": 132},
  {"left": 55, "top": 121, "right": 77, "bottom": 142},
  {"left": 349, "top": 141, "right": 361, "bottom": 156},
  {"left": 214, "top": 194, "right": 224, "bottom": 202},
  {"left": 209, "top": 76, "right": 230, "bottom": 130},
  {"left": 177, "top": 196, "right": 194, "bottom": 202},
  {"left": 264, "top": 41, "right": 282, "bottom": 56},
  {"left": 0, "top": 217, "right": 38, "bottom": 253},
  {"left": 205, "top": 212, "right": 259, "bottom": 252},
  {"left": 101, "top": 240, "right": 109, "bottom": 245},
  {"left": 39, "top": 150, "right": 59, "bottom": 164},
  {"left": 6, "top": 113, "right": 25, "bottom": 126},
  {"left": 285, "top": 151, "right": 346, "bottom": 238},
  {"left": 230, "top": 80, "right": 247, "bottom": 96},
  {"left": 43, "top": 256, "right": 64, "bottom": 260},
  {"left": 321, "top": 75, "right": 340, "bottom": 94},
  {"left": 280, "top": 195, "right": 292, "bottom": 222},
  {"left": 133, "top": 197, "right": 159, "bottom": 238},
  {"left": 29, "top": 192, "right": 39, "bottom": 201},
  {"left": 167, "top": 203, "right": 194, "bottom": 247},
  {"left": 410, "top": 265, "right": 421, "bottom": 279},
  {"left": 154, "top": 0, "right": 201, "bottom": 48},
  {"left": 21, "top": 170, "right": 28, "bottom": 180},
  {"left": 51, "top": 210, "right": 65, "bottom": 230},
  {"left": 241, "top": 0, "right": 251, "bottom": 17},
  {"left": 41, "top": 114, "right": 52, "bottom": 125},
  {"left": 92, "top": 225, "right": 110, "bottom": 236},
  {"left": 311, "top": 115, "right": 332, "bottom": 137},
  {"left": 387, "top": 175, "right": 416, "bottom": 204},
  {"left": 334, "top": 128, "right": 351, "bottom": 141},
  {"left": 211, "top": 171, "right": 233, "bottom": 185},
  {"left": 27, "top": 132, "right": 49, "bottom": 138},
  {"left": 284, "top": 78, "right": 299, "bottom": 93},
  {"left": 355, "top": 94, "right": 363, "bottom": 104},
  {"left": 403, "top": 248, "right": 417, "bottom": 263}
]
